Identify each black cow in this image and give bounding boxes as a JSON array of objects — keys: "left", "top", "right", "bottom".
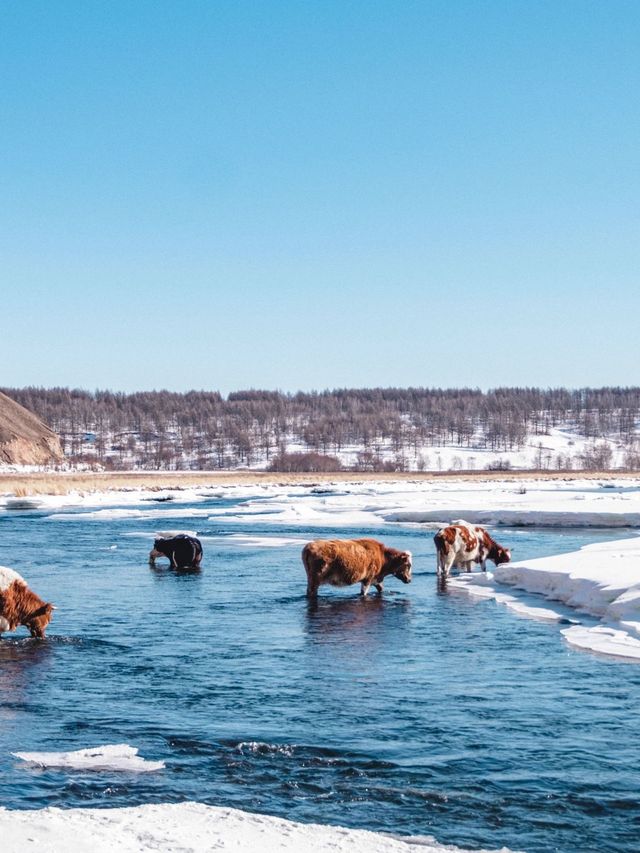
[{"left": 149, "top": 534, "right": 203, "bottom": 569}]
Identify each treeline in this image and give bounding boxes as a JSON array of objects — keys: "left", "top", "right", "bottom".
[{"left": 3, "top": 385, "right": 640, "bottom": 470}]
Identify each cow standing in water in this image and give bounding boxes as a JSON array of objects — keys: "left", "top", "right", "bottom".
[
  {"left": 302, "top": 538, "right": 412, "bottom": 599},
  {"left": 149, "top": 535, "right": 203, "bottom": 569},
  {"left": 434, "top": 521, "right": 511, "bottom": 578},
  {"left": 0, "top": 566, "right": 55, "bottom": 638}
]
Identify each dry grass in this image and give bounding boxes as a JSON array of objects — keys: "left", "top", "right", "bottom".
[{"left": 0, "top": 469, "right": 638, "bottom": 498}]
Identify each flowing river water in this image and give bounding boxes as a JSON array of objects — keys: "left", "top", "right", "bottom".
[{"left": 0, "top": 489, "right": 638, "bottom": 852}]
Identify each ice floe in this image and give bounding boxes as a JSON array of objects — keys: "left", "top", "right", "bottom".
[
  {"left": 12, "top": 744, "right": 165, "bottom": 773},
  {"left": 212, "top": 534, "right": 307, "bottom": 548}
]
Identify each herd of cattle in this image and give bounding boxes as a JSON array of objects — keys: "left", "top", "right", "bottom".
[{"left": 0, "top": 522, "right": 511, "bottom": 639}]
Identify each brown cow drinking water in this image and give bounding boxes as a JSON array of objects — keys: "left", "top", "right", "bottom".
[
  {"left": 302, "top": 538, "right": 412, "bottom": 599},
  {"left": 0, "top": 566, "right": 55, "bottom": 639}
]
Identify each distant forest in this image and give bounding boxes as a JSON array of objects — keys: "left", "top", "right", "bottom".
[{"left": 3, "top": 386, "right": 640, "bottom": 471}]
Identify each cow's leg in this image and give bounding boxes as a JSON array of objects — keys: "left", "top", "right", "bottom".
[
  {"left": 375, "top": 582, "right": 384, "bottom": 594},
  {"left": 305, "top": 564, "right": 321, "bottom": 599},
  {"left": 360, "top": 581, "right": 371, "bottom": 596}
]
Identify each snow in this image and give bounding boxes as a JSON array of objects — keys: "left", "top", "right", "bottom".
[
  {"left": 0, "top": 801, "right": 511, "bottom": 853},
  {"left": 5, "top": 476, "right": 640, "bottom": 529},
  {"left": 202, "top": 479, "right": 640, "bottom": 529},
  {"left": 450, "top": 536, "right": 640, "bottom": 661},
  {"left": 211, "top": 534, "right": 307, "bottom": 548},
  {"left": 12, "top": 744, "right": 165, "bottom": 773}
]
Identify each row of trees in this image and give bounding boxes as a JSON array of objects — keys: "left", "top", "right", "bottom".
[{"left": 3, "top": 385, "right": 640, "bottom": 470}]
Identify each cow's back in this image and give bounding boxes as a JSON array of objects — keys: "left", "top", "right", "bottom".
[
  {"left": 172, "top": 535, "right": 201, "bottom": 567},
  {"left": 302, "top": 538, "right": 385, "bottom": 585},
  {"left": 0, "top": 565, "right": 27, "bottom": 592},
  {"left": 434, "top": 523, "right": 481, "bottom": 572}
]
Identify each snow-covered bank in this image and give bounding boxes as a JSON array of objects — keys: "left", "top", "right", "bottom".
[
  {"left": 4, "top": 477, "right": 640, "bottom": 529},
  {"left": 206, "top": 478, "right": 640, "bottom": 529},
  {"left": 0, "top": 802, "right": 511, "bottom": 853},
  {"left": 450, "top": 536, "right": 640, "bottom": 660},
  {"left": 375, "top": 479, "right": 640, "bottom": 528}
]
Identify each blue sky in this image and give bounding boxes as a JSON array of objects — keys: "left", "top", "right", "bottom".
[{"left": 2, "top": 1, "right": 639, "bottom": 394}]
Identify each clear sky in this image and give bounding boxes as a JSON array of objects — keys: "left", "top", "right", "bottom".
[{"left": 2, "top": 1, "right": 639, "bottom": 394}]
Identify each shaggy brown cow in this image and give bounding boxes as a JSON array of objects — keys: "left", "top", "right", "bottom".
[
  {"left": 434, "top": 520, "right": 511, "bottom": 577},
  {"left": 302, "top": 538, "right": 412, "bottom": 599},
  {"left": 0, "top": 566, "right": 55, "bottom": 639}
]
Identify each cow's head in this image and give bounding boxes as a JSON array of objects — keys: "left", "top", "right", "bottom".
[
  {"left": 25, "top": 603, "right": 55, "bottom": 639},
  {"left": 149, "top": 539, "right": 167, "bottom": 562},
  {"left": 393, "top": 550, "right": 412, "bottom": 584},
  {"left": 491, "top": 546, "right": 511, "bottom": 566}
]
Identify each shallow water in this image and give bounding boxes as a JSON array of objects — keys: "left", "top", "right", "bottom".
[{"left": 1, "top": 491, "right": 639, "bottom": 853}]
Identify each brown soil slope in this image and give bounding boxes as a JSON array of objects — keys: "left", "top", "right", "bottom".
[{"left": 0, "top": 391, "right": 64, "bottom": 465}]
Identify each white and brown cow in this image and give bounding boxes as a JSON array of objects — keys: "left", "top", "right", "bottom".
[
  {"left": 0, "top": 566, "right": 55, "bottom": 639},
  {"left": 434, "top": 521, "right": 511, "bottom": 577},
  {"left": 302, "top": 538, "right": 412, "bottom": 599}
]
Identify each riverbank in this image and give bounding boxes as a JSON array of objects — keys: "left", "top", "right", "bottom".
[
  {"left": 1, "top": 468, "right": 639, "bottom": 497},
  {"left": 0, "top": 802, "right": 509, "bottom": 853},
  {"left": 449, "top": 535, "right": 640, "bottom": 660}
]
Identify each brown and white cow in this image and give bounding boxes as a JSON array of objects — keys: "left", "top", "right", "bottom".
[
  {"left": 0, "top": 566, "right": 55, "bottom": 639},
  {"left": 302, "top": 538, "right": 412, "bottom": 599},
  {"left": 433, "top": 521, "right": 511, "bottom": 577}
]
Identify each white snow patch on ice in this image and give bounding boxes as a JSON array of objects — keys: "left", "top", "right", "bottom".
[
  {"left": 12, "top": 744, "right": 165, "bottom": 773},
  {"left": 7, "top": 477, "right": 640, "bottom": 531},
  {"left": 204, "top": 534, "right": 307, "bottom": 548},
  {"left": 48, "top": 507, "right": 212, "bottom": 521},
  {"left": 0, "top": 801, "right": 513, "bottom": 853},
  {"left": 560, "top": 624, "right": 640, "bottom": 660},
  {"left": 448, "top": 573, "right": 580, "bottom": 623}
]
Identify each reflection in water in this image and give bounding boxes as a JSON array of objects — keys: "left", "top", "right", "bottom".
[
  {"left": 0, "top": 640, "right": 53, "bottom": 720},
  {"left": 305, "top": 595, "right": 411, "bottom": 646},
  {"left": 436, "top": 574, "right": 449, "bottom": 595},
  {"left": 149, "top": 564, "right": 202, "bottom": 580}
]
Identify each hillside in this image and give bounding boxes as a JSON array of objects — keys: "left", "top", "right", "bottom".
[
  {"left": 2, "top": 386, "right": 639, "bottom": 472},
  {"left": 0, "top": 390, "right": 64, "bottom": 466}
]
